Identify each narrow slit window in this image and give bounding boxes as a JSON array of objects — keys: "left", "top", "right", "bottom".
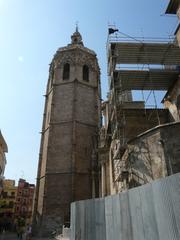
[
  {"left": 63, "top": 63, "right": 70, "bottom": 80},
  {"left": 83, "top": 65, "right": 89, "bottom": 81},
  {"left": 177, "top": 95, "right": 180, "bottom": 109},
  {"left": 50, "top": 69, "right": 54, "bottom": 88}
]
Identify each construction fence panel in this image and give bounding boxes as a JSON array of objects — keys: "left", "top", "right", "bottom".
[
  {"left": 85, "top": 199, "right": 96, "bottom": 240},
  {"left": 139, "top": 182, "right": 159, "bottom": 240},
  {"left": 94, "top": 198, "right": 106, "bottom": 240},
  {"left": 152, "top": 175, "right": 180, "bottom": 239},
  {"left": 111, "top": 194, "right": 121, "bottom": 240},
  {"left": 128, "top": 187, "right": 144, "bottom": 239},
  {"left": 70, "top": 202, "right": 76, "bottom": 239},
  {"left": 70, "top": 173, "right": 180, "bottom": 240},
  {"left": 168, "top": 174, "right": 180, "bottom": 236}
]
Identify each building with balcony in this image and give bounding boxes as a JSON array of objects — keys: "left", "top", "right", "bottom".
[
  {"left": 0, "top": 179, "right": 17, "bottom": 231},
  {"left": 14, "top": 179, "right": 35, "bottom": 225}
]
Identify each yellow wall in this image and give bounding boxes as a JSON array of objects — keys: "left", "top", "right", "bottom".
[{"left": 0, "top": 180, "right": 17, "bottom": 215}]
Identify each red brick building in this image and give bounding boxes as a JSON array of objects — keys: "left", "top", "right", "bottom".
[{"left": 15, "top": 179, "right": 35, "bottom": 224}]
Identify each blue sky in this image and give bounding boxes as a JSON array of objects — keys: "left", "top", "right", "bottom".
[{"left": 0, "top": 0, "right": 178, "bottom": 184}]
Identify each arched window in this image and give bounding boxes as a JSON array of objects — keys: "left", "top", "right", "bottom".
[
  {"left": 83, "top": 65, "right": 89, "bottom": 81},
  {"left": 63, "top": 63, "right": 70, "bottom": 80}
]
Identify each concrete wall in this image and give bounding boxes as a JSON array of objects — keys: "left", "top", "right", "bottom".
[{"left": 71, "top": 173, "right": 180, "bottom": 240}]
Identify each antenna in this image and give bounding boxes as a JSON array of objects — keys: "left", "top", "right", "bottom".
[{"left": 75, "top": 21, "right": 79, "bottom": 32}]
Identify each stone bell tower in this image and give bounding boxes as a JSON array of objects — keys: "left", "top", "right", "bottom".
[{"left": 33, "top": 28, "right": 101, "bottom": 236}]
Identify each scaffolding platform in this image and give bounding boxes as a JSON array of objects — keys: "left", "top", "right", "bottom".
[
  {"left": 108, "top": 42, "right": 180, "bottom": 66},
  {"left": 113, "top": 69, "right": 179, "bottom": 90}
]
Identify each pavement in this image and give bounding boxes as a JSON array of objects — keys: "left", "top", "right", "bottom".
[
  {"left": 0, "top": 232, "right": 53, "bottom": 240},
  {"left": 0, "top": 232, "right": 69, "bottom": 240}
]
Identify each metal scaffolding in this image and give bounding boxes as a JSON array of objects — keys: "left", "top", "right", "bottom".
[{"left": 106, "top": 30, "right": 180, "bottom": 191}]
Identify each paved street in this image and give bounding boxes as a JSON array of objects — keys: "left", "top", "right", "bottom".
[
  {"left": 0, "top": 232, "right": 21, "bottom": 240},
  {"left": 0, "top": 232, "right": 53, "bottom": 240}
]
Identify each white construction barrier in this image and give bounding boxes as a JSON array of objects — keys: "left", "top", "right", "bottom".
[{"left": 71, "top": 173, "right": 180, "bottom": 240}]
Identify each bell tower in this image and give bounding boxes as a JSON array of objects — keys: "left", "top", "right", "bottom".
[{"left": 33, "top": 29, "right": 101, "bottom": 236}]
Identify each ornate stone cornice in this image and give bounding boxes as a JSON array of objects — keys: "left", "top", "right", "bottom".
[
  {"left": 52, "top": 48, "right": 100, "bottom": 72},
  {"left": 58, "top": 44, "right": 96, "bottom": 56}
]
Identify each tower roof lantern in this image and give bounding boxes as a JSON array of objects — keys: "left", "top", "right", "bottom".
[{"left": 71, "top": 26, "right": 84, "bottom": 46}]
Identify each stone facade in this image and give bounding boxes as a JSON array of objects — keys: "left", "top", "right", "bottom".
[
  {"left": 14, "top": 179, "right": 35, "bottom": 225},
  {"left": 0, "top": 131, "right": 7, "bottom": 194},
  {"left": 164, "top": 1, "right": 180, "bottom": 121},
  {"left": 99, "top": 100, "right": 173, "bottom": 196},
  {"left": 33, "top": 30, "right": 101, "bottom": 236},
  {"left": 0, "top": 180, "right": 17, "bottom": 231},
  {"left": 166, "top": 0, "right": 180, "bottom": 46},
  {"left": 116, "top": 122, "right": 180, "bottom": 192}
]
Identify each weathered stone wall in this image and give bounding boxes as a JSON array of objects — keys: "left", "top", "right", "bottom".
[
  {"left": 176, "top": 28, "right": 180, "bottom": 47},
  {"left": 122, "top": 122, "right": 180, "bottom": 189},
  {"left": 163, "top": 78, "right": 180, "bottom": 121},
  {"left": 0, "top": 148, "right": 6, "bottom": 178},
  {"left": 117, "top": 108, "right": 171, "bottom": 141},
  {"left": 0, "top": 132, "right": 7, "bottom": 193},
  {"left": 160, "top": 122, "right": 180, "bottom": 173},
  {"left": 0, "top": 133, "right": 7, "bottom": 177},
  {"left": 99, "top": 103, "right": 172, "bottom": 196},
  {"left": 177, "top": 4, "right": 180, "bottom": 19}
]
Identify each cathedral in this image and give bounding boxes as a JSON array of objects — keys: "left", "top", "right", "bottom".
[
  {"left": 33, "top": 28, "right": 101, "bottom": 236},
  {"left": 34, "top": 1, "right": 180, "bottom": 238}
]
